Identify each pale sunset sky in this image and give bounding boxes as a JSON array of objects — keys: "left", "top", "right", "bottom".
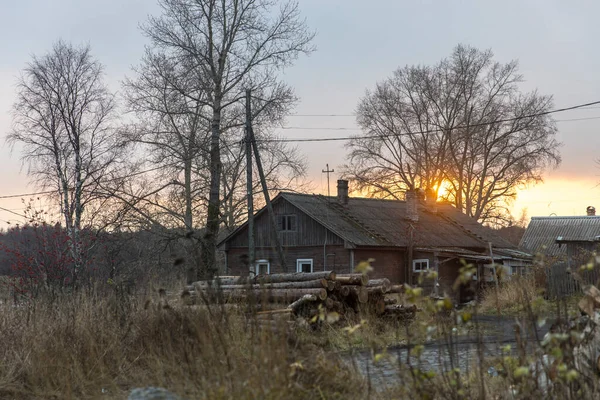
[{"left": 1, "top": 0, "right": 600, "bottom": 225}]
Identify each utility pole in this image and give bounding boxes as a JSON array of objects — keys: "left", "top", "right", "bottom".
[
  {"left": 245, "top": 89, "right": 255, "bottom": 275},
  {"left": 246, "top": 91, "right": 286, "bottom": 269},
  {"left": 322, "top": 163, "right": 334, "bottom": 197}
]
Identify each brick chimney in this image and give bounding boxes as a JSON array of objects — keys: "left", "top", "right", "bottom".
[
  {"left": 587, "top": 206, "right": 596, "bottom": 216},
  {"left": 424, "top": 188, "right": 437, "bottom": 213},
  {"left": 337, "top": 179, "right": 349, "bottom": 205},
  {"left": 405, "top": 190, "right": 419, "bottom": 222}
]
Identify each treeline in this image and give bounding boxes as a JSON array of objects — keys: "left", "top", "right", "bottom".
[{"left": 0, "top": 223, "right": 206, "bottom": 295}]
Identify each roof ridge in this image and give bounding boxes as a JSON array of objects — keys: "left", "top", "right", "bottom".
[{"left": 283, "top": 191, "right": 405, "bottom": 203}]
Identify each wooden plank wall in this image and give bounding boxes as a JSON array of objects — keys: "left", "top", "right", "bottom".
[
  {"left": 547, "top": 262, "right": 600, "bottom": 298},
  {"left": 227, "top": 199, "right": 344, "bottom": 248}
]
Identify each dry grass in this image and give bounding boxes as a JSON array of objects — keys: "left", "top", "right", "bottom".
[
  {"left": 479, "top": 275, "right": 543, "bottom": 316},
  {"left": 0, "top": 285, "right": 367, "bottom": 399},
  {"left": 478, "top": 274, "right": 582, "bottom": 318},
  {"left": 0, "top": 276, "right": 596, "bottom": 400}
]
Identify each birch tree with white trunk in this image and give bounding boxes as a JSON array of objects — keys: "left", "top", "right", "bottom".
[{"left": 8, "top": 40, "right": 125, "bottom": 283}]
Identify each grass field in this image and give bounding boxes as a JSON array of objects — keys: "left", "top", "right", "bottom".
[{"left": 0, "top": 273, "right": 595, "bottom": 399}]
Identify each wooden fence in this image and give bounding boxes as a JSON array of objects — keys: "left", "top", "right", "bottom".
[{"left": 546, "top": 262, "right": 600, "bottom": 299}]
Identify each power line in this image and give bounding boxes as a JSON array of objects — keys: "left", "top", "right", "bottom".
[
  {"left": 280, "top": 127, "right": 361, "bottom": 131},
  {"left": 0, "top": 162, "right": 179, "bottom": 201},
  {"left": 0, "top": 190, "right": 56, "bottom": 200},
  {"left": 555, "top": 116, "right": 600, "bottom": 123},
  {"left": 0, "top": 206, "right": 27, "bottom": 219},
  {"left": 262, "top": 100, "right": 600, "bottom": 143},
  {"left": 285, "top": 106, "right": 600, "bottom": 118},
  {"left": 277, "top": 114, "right": 600, "bottom": 133},
  {"left": 280, "top": 115, "right": 600, "bottom": 131},
  {"left": 288, "top": 114, "right": 355, "bottom": 117}
]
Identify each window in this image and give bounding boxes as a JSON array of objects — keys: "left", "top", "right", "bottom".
[
  {"left": 277, "top": 215, "right": 297, "bottom": 231},
  {"left": 296, "top": 259, "right": 313, "bottom": 273},
  {"left": 255, "top": 260, "right": 270, "bottom": 275},
  {"left": 413, "top": 259, "right": 429, "bottom": 272}
]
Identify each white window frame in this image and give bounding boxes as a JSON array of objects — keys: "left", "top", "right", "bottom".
[
  {"left": 296, "top": 258, "right": 314, "bottom": 273},
  {"left": 255, "top": 259, "right": 270, "bottom": 275},
  {"left": 412, "top": 259, "right": 430, "bottom": 272}
]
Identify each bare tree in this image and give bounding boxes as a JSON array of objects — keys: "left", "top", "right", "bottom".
[
  {"left": 345, "top": 45, "right": 561, "bottom": 224},
  {"left": 8, "top": 40, "right": 126, "bottom": 282},
  {"left": 141, "top": 0, "right": 314, "bottom": 277},
  {"left": 117, "top": 45, "right": 307, "bottom": 278}
]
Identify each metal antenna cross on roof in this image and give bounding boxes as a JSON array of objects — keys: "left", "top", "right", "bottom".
[{"left": 322, "top": 163, "right": 335, "bottom": 197}]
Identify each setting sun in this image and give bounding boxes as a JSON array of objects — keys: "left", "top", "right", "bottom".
[{"left": 435, "top": 181, "right": 452, "bottom": 200}]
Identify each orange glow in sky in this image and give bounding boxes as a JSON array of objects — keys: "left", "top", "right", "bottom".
[{"left": 513, "top": 177, "right": 600, "bottom": 220}]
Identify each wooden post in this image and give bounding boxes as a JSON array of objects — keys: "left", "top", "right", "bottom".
[
  {"left": 407, "top": 224, "right": 414, "bottom": 286},
  {"left": 433, "top": 251, "right": 440, "bottom": 297},
  {"left": 245, "top": 89, "right": 255, "bottom": 275},
  {"left": 248, "top": 106, "right": 286, "bottom": 269},
  {"left": 489, "top": 242, "right": 500, "bottom": 314},
  {"left": 488, "top": 242, "right": 499, "bottom": 290}
]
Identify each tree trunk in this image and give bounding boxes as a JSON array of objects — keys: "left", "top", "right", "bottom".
[
  {"left": 335, "top": 274, "right": 368, "bottom": 286},
  {"left": 326, "top": 280, "right": 337, "bottom": 291},
  {"left": 205, "top": 279, "right": 329, "bottom": 290},
  {"left": 184, "top": 151, "right": 201, "bottom": 284},
  {"left": 339, "top": 286, "right": 351, "bottom": 297},
  {"left": 255, "top": 308, "right": 293, "bottom": 316},
  {"left": 389, "top": 285, "right": 405, "bottom": 293},
  {"left": 288, "top": 294, "right": 318, "bottom": 312},
  {"left": 366, "top": 278, "right": 392, "bottom": 292},
  {"left": 213, "top": 287, "right": 327, "bottom": 302},
  {"left": 384, "top": 304, "right": 418, "bottom": 314},
  {"left": 348, "top": 286, "right": 369, "bottom": 304},
  {"left": 256, "top": 271, "right": 335, "bottom": 283},
  {"left": 371, "top": 298, "right": 386, "bottom": 315},
  {"left": 367, "top": 286, "right": 386, "bottom": 295},
  {"left": 202, "top": 97, "right": 223, "bottom": 280}
]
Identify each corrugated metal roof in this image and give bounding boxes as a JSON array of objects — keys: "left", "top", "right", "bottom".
[
  {"left": 520, "top": 216, "right": 600, "bottom": 256},
  {"left": 281, "top": 193, "right": 515, "bottom": 249}
]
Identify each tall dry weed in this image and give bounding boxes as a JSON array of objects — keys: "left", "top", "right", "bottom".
[
  {"left": 0, "top": 286, "right": 365, "bottom": 399},
  {"left": 479, "top": 275, "right": 540, "bottom": 315}
]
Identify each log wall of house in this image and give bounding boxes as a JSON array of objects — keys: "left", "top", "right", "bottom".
[
  {"left": 226, "top": 245, "right": 352, "bottom": 276},
  {"left": 354, "top": 249, "right": 405, "bottom": 283},
  {"left": 226, "top": 200, "right": 345, "bottom": 249}
]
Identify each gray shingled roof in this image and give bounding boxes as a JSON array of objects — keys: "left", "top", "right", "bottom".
[
  {"left": 280, "top": 193, "right": 515, "bottom": 249},
  {"left": 520, "top": 216, "right": 600, "bottom": 256}
]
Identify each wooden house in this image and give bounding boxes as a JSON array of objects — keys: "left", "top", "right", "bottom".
[
  {"left": 520, "top": 207, "right": 600, "bottom": 264},
  {"left": 520, "top": 207, "right": 600, "bottom": 297},
  {"left": 218, "top": 180, "right": 529, "bottom": 302}
]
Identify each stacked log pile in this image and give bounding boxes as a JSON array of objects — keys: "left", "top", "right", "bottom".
[{"left": 182, "top": 271, "right": 418, "bottom": 323}]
